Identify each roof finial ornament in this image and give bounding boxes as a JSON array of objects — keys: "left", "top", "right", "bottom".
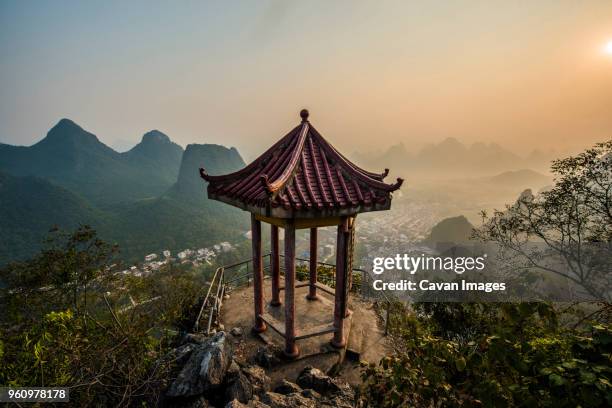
[{"left": 300, "top": 109, "right": 309, "bottom": 122}]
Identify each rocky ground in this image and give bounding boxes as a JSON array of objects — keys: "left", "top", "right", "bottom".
[{"left": 161, "top": 331, "right": 357, "bottom": 408}]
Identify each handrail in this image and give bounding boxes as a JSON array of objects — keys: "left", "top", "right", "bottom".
[
  {"left": 193, "top": 266, "right": 223, "bottom": 332},
  {"left": 206, "top": 267, "right": 225, "bottom": 335}
]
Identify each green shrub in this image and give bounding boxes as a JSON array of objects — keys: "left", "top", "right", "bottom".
[
  {"left": 361, "top": 303, "right": 612, "bottom": 407},
  {"left": 0, "top": 226, "right": 202, "bottom": 406}
]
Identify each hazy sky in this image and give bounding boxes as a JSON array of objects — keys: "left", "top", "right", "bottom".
[{"left": 1, "top": 0, "right": 611, "bottom": 159}]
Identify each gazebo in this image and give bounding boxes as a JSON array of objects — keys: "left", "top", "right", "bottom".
[{"left": 199, "top": 109, "right": 402, "bottom": 358}]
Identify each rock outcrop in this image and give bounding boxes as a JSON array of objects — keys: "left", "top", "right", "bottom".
[
  {"left": 164, "top": 333, "right": 355, "bottom": 407},
  {"left": 253, "top": 345, "right": 281, "bottom": 368},
  {"left": 167, "top": 332, "right": 232, "bottom": 398}
]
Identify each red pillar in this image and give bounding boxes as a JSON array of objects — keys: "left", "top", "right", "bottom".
[
  {"left": 332, "top": 217, "right": 349, "bottom": 348},
  {"left": 251, "top": 214, "right": 267, "bottom": 333},
  {"left": 345, "top": 217, "right": 356, "bottom": 317},
  {"left": 284, "top": 220, "right": 299, "bottom": 358},
  {"left": 270, "top": 225, "right": 281, "bottom": 306},
  {"left": 306, "top": 227, "right": 319, "bottom": 300}
]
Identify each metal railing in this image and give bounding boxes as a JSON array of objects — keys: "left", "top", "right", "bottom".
[
  {"left": 193, "top": 255, "right": 272, "bottom": 333},
  {"left": 192, "top": 253, "right": 398, "bottom": 336},
  {"left": 360, "top": 267, "right": 395, "bottom": 335},
  {"left": 193, "top": 265, "right": 224, "bottom": 333}
]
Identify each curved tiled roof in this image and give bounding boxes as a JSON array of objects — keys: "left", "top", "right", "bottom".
[{"left": 199, "top": 110, "right": 403, "bottom": 218}]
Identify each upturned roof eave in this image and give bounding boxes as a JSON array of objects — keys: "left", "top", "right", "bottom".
[{"left": 199, "top": 123, "right": 302, "bottom": 183}]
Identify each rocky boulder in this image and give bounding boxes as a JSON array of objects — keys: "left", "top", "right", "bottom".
[
  {"left": 164, "top": 333, "right": 355, "bottom": 407},
  {"left": 225, "top": 399, "right": 270, "bottom": 408},
  {"left": 169, "top": 342, "right": 198, "bottom": 366},
  {"left": 296, "top": 367, "right": 340, "bottom": 395},
  {"left": 167, "top": 332, "right": 232, "bottom": 397},
  {"left": 296, "top": 367, "right": 354, "bottom": 406},
  {"left": 261, "top": 392, "right": 318, "bottom": 408},
  {"left": 249, "top": 368, "right": 355, "bottom": 408},
  {"left": 224, "top": 362, "right": 271, "bottom": 404},
  {"left": 253, "top": 345, "right": 281, "bottom": 368},
  {"left": 274, "top": 380, "right": 302, "bottom": 395},
  {"left": 241, "top": 365, "right": 271, "bottom": 397},
  {"left": 226, "top": 371, "right": 253, "bottom": 403}
]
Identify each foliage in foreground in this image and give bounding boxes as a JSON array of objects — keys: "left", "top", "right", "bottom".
[
  {"left": 361, "top": 302, "right": 612, "bottom": 407},
  {"left": 0, "top": 226, "right": 204, "bottom": 406}
]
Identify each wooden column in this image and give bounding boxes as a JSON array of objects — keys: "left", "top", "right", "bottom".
[
  {"left": 251, "top": 214, "right": 267, "bottom": 333},
  {"left": 270, "top": 225, "right": 281, "bottom": 306},
  {"left": 283, "top": 220, "right": 299, "bottom": 358},
  {"left": 332, "top": 217, "right": 349, "bottom": 348},
  {"left": 306, "top": 227, "right": 319, "bottom": 300},
  {"left": 345, "top": 216, "right": 356, "bottom": 317}
]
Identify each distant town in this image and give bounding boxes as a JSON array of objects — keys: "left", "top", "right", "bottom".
[
  {"left": 117, "top": 241, "right": 235, "bottom": 277},
  {"left": 114, "top": 195, "right": 485, "bottom": 280}
]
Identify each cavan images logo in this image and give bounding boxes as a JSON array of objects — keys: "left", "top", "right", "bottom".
[{"left": 371, "top": 254, "right": 507, "bottom": 294}]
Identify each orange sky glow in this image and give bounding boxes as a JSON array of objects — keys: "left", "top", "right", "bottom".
[{"left": 0, "top": 1, "right": 611, "bottom": 159}]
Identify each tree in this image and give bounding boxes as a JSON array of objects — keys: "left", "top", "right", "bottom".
[
  {"left": 0, "top": 225, "right": 118, "bottom": 317},
  {"left": 0, "top": 227, "right": 200, "bottom": 405},
  {"left": 475, "top": 140, "right": 611, "bottom": 302}
]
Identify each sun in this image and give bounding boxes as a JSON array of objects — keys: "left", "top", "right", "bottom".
[{"left": 604, "top": 39, "right": 612, "bottom": 55}]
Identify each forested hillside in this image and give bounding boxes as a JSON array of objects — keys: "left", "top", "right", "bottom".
[
  {"left": 0, "top": 172, "right": 104, "bottom": 262},
  {"left": 0, "top": 120, "right": 249, "bottom": 265}
]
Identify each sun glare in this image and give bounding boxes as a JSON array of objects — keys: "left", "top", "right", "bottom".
[{"left": 604, "top": 39, "right": 612, "bottom": 55}]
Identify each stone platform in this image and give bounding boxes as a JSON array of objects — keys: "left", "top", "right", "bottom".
[{"left": 220, "top": 276, "right": 390, "bottom": 387}]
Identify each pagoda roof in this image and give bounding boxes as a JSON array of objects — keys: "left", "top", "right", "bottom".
[{"left": 199, "top": 109, "right": 403, "bottom": 219}]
